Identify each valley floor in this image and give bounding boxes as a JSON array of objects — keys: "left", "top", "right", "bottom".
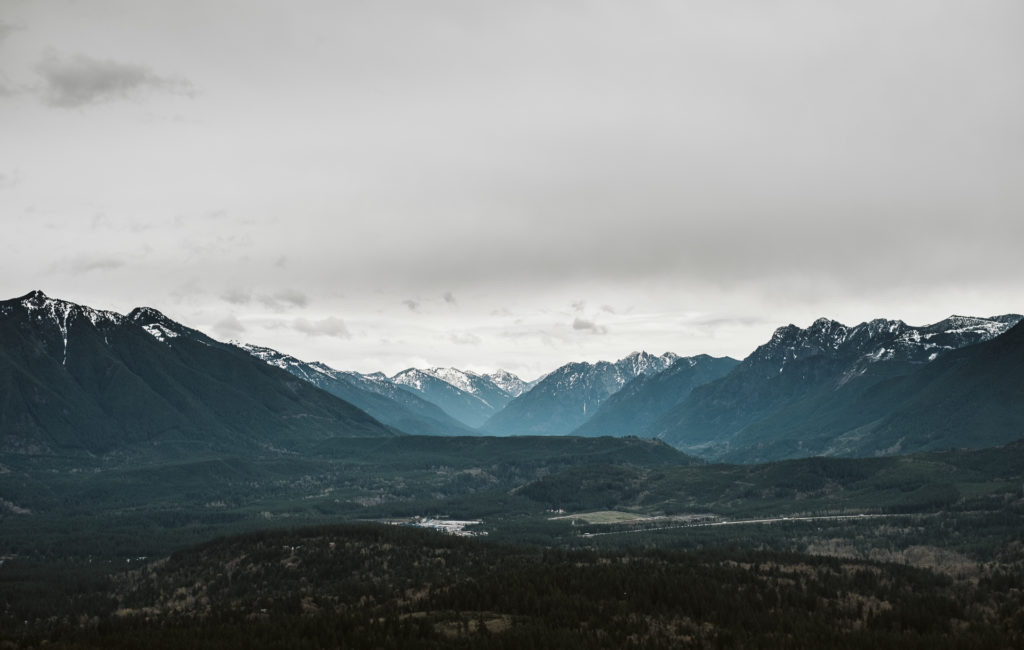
[{"left": 3, "top": 437, "right": 1024, "bottom": 648}]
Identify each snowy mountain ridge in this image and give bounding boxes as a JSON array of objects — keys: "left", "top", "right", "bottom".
[
  {"left": 16, "top": 290, "right": 126, "bottom": 328},
  {"left": 755, "top": 314, "right": 1022, "bottom": 379}
]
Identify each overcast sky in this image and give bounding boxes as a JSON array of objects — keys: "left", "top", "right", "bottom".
[{"left": 1, "top": 0, "right": 1022, "bottom": 379}]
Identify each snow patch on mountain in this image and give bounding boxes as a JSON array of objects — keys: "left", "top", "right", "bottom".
[{"left": 142, "top": 323, "right": 179, "bottom": 343}]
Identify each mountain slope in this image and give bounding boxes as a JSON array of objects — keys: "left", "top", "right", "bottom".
[
  {"left": 239, "top": 344, "right": 475, "bottom": 436},
  {"left": 571, "top": 355, "right": 740, "bottom": 438},
  {"left": 647, "top": 314, "right": 1021, "bottom": 460},
  {"left": 826, "top": 319, "right": 1024, "bottom": 457},
  {"left": 0, "top": 291, "right": 396, "bottom": 456},
  {"left": 480, "top": 351, "right": 679, "bottom": 436}
]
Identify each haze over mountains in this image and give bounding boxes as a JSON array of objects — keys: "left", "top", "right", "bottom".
[
  {"left": 239, "top": 344, "right": 476, "bottom": 437},
  {"left": 481, "top": 351, "right": 690, "bottom": 437},
  {"left": 571, "top": 355, "right": 742, "bottom": 439},
  {"left": 2, "top": 290, "right": 1022, "bottom": 465}
]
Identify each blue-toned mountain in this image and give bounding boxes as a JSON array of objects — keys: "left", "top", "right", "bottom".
[{"left": 646, "top": 314, "right": 1022, "bottom": 461}]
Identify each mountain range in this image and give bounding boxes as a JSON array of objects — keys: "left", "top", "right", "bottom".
[{"left": 1, "top": 290, "right": 1022, "bottom": 465}]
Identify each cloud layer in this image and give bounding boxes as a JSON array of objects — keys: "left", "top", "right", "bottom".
[
  {"left": 1, "top": 1, "right": 1022, "bottom": 376},
  {"left": 293, "top": 317, "right": 351, "bottom": 339},
  {"left": 35, "top": 52, "right": 194, "bottom": 108}
]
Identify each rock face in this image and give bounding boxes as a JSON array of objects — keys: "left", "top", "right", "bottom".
[{"left": 0, "top": 291, "right": 396, "bottom": 456}]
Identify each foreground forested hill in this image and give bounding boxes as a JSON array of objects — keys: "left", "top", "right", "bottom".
[{"left": 3, "top": 523, "right": 1023, "bottom": 649}]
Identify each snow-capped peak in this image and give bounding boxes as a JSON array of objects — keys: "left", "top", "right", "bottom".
[
  {"left": 752, "top": 313, "right": 1023, "bottom": 378},
  {"left": 4, "top": 290, "right": 130, "bottom": 364},
  {"left": 127, "top": 306, "right": 169, "bottom": 324},
  {"left": 15, "top": 290, "right": 126, "bottom": 329},
  {"left": 615, "top": 350, "right": 678, "bottom": 378},
  {"left": 486, "top": 369, "right": 528, "bottom": 397},
  {"left": 391, "top": 368, "right": 431, "bottom": 391},
  {"left": 21, "top": 289, "right": 49, "bottom": 305}
]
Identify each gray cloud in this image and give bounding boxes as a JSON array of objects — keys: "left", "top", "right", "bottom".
[
  {"left": 443, "top": 291, "right": 456, "bottom": 305},
  {"left": 256, "top": 289, "right": 309, "bottom": 311},
  {"left": 572, "top": 317, "right": 608, "bottom": 335},
  {"left": 499, "top": 327, "right": 572, "bottom": 348},
  {"left": 272, "top": 289, "right": 308, "bottom": 308},
  {"left": 449, "top": 331, "right": 481, "bottom": 345},
  {"left": 0, "top": 171, "right": 19, "bottom": 190},
  {"left": 293, "top": 316, "right": 350, "bottom": 339},
  {"left": 213, "top": 314, "right": 246, "bottom": 338},
  {"left": 0, "top": 21, "right": 19, "bottom": 44},
  {"left": 35, "top": 52, "right": 194, "bottom": 108},
  {"left": 70, "top": 256, "right": 124, "bottom": 273},
  {"left": 690, "top": 315, "right": 773, "bottom": 328},
  {"left": 402, "top": 299, "right": 420, "bottom": 312},
  {"left": 277, "top": 290, "right": 309, "bottom": 308},
  {"left": 0, "top": 20, "right": 18, "bottom": 98},
  {"left": 571, "top": 301, "right": 586, "bottom": 313},
  {"left": 220, "top": 288, "right": 252, "bottom": 305}
]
